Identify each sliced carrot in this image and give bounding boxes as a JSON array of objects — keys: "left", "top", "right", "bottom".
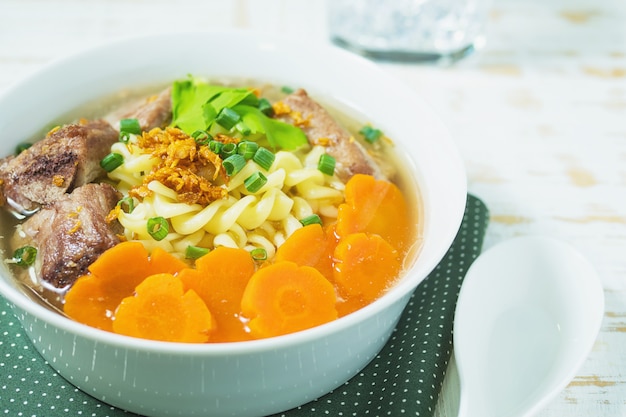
[
  {"left": 148, "top": 246, "right": 189, "bottom": 276},
  {"left": 275, "top": 224, "right": 325, "bottom": 265},
  {"left": 87, "top": 241, "right": 152, "bottom": 295},
  {"left": 64, "top": 242, "right": 149, "bottom": 331},
  {"left": 64, "top": 241, "right": 189, "bottom": 332},
  {"left": 240, "top": 261, "right": 337, "bottom": 339},
  {"left": 112, "top": 273, "right": 214, "bottom": 343},
  {"left": 336, "top": 174, "right": 413, "bottom": 253},
  {"left": 63, "top": 274, "right": 114, "bottom": 331},
  {"left": 333, "top": 233, "right": 401, "bottom": 302},
  {"left": 179, "top": 247, "right": 255, "bottom": 342},
  {"left": 275, "top": 224, "right": 336, "bottom": 282},
  {"left": 318, "top": 223, "right": 340, "bottom": 282}
]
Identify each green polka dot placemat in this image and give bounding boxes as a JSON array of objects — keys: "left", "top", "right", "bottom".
[{"left": 1, "top": 195, "right": 488, "bottom": 417}]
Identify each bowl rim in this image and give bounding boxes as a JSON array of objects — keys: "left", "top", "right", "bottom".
[{"left": 0, "top": 29, "right": 467, "bottom": 354}]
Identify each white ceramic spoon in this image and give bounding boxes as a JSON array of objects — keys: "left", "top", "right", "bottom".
[{"left": 453, "top": 236, "right": 604, "bottom": 417}]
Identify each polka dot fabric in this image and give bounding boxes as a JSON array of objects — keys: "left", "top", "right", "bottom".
[{"left": 1, "top": 195, "right": 488, "bottom": 417}]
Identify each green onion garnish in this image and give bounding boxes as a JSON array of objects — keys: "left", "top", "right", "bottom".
[
  {"left": 192, "top": 129, "right": 212, "bottom": 145},
  {"left": 359, "top": 125, "right": 383, "bottom": 144},
  {"left": 235, "top": 121, "right": 251, "bottom": 136},
  {"left": 223, "top": 154, "right": 247, "bottom": 176},
  {"left": 257, "top": 98, "right": 274, "bottom": 116},
  {"left": 120, "top": 118, "right": 141, "bottom": 134},
  {"left": 119, "top": 118, "right": 141, "bottom": 142},
  {"left": 209, "top": 140, "right": 223, "bottom": 155},
  {"left": 11, "top": 246, "right": 37, "bottom": 267},
  {"left": 317, "top": 153, "right": 336, "bottom": 176},
  {"left": 147, "top": 216, "right": 169, "bottom": 241},
  {"left": 215, "top": 107, "right": 241, "bottom": 130},
  {"left": 244, "top": 171, "right": 268, "bottom": 193},
  {"left": 219, "top": 142, "right": 237, "bottom": 159},
  {"left": 15, "top": 143, "right": 31, "bottom": 155},
  {"left": 252, "top": 147, "right": 275, "bottom": 171},
  {"left": 185, "top": 245, "right": 210, "bottom": 260},
  {"left": 117, "top": 196, "right": 135, "bottom": 214},
  {"left": 281, "top": 86, "right": 294, "bottom": 94},
  {"left": 250, "top": 247, "right": 267, "bottom": 261},
  {"left": 237, "top": 141, "right": 259, "bottom": 160},
  {"left": 299, "top": 214, "right": 322, "bottom": 227},
  {"left": 100, "top": 153, "right": 124, "bottom": 172}
]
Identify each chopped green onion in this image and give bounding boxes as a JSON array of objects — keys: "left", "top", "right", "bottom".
[
  {"left": 11, "top": 246, "right": 37, "bottom": 267},
  {"left": 299, "top": 214, "right": 322, "bottom": 227},
  {"left": 147, "top": 216, "right": 169, "bottom": 241},
  {"left": 223, "top": 154, "right": 247, "bottom": 176},
  {"left": 120, "top": 118, "right": 142, "bottom": 134},
  {"left": 237, "top": 141, "right": 259, "bottom": 160},
  {"left": 257, "top": 98, "right": 274, "bottom": 116},
  {"left": 119, "top": 118, "right": 141, "bottom": 142},
  {"left": 235, "top": 121, "right": 251, "bottom": 136},
  {"left": 244, "top": 171, "right": 268, "bottom": 193},
  {"left": 281, "top": 86, "right": 294, "bottom": 94},
  {"left": 185, "top": 245, "right": 210, "bottom": 260},
  {"left": 317, "top": 153, "right": 336, "bottom": 176},
  {"left": 15, "top": 143, "right": 32, "bottom": 155},
  {"left": 118, "top": 196, "right": 135, "bottom": 214},
  {"left": 100, "top": 153, "right": 124, "bottom": 172},
  {"left": 250, "top": 247, "right": 267, "bottom": 261},
  {"left": 215, "top": 107, "right": 241, "bottom": 130},
  {"left": 359, "top": 125, "right": 383, "bottom": 144},
  {"left": 252, "top": 147, "right": 275, "bottom": 171},
  {"left": 219, "top": 142, "right": 237, "bottom": 159},
  {"left": 209, "top": 140, "right": 223, "bottom": 155},
  {"left": 191, "top": 129, "right": 212, "bottom": 145}
]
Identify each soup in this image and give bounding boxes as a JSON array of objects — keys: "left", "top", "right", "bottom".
[{"left": 0, "top": 77, "right": 422, "bottom": 343}]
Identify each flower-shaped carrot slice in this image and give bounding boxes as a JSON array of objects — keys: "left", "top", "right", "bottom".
[
  {"left": 274, "top": 223, "right": 337, "bottom": 282},
  {"left": 333, "top": 233, "right": 401, "bottom": 303},
  {"left": 179, "top": 246, "right": 255, "bottom": 342},
  {"left": 113, "top": 273, "right": 214, "bottom": 343},
  {"left": 336, "top": 174, "right": 413, "bottom": 253},
  {"left": 241, "top": 261, "right": 337, "bottom": 339},
  {"left": 64, "top": 241, "right": 188, "bottom": 332}
]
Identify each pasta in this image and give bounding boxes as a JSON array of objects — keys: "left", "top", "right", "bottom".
[{"left": 109, "top": 130, "right": 344, "bottom": 259}]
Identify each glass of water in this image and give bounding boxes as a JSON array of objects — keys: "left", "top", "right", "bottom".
[{"left": 327, "top": 0, "right": 492, "bottom": 63}]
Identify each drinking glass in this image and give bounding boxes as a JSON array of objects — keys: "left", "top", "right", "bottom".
[{"left": 328, "top": 0, "right": 492, "bottom": 63}]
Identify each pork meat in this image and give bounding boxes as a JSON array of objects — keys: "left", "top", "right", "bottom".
[
  {"left": 12, "top": 183, "right": 122, "bottom": 290},
  {"left": 117, "top": 87, "right": 172, "bottom": 132},
  {"left": 276, "top": 89, "right": 388, "bottom": 182},
  {"left": 0, "top": 119, "right": 118, "bottom": 214}
]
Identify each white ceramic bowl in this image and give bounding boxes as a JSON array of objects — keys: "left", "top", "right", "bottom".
[{"left": 0, "top": 31, "right": 466, "bottom": 417}]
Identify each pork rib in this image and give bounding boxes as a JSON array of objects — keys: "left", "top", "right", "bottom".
[
  {"left": 117, "top": 87, "right": 172, "bottom": 132},
  {"left": 0, "top": 119, "right": 118, "bottom": 214},
  {"left": 276, "top": 89, "right": 387, "bottom": 182},
  {"left": 12, "top": 183, "right": 122, "bottom": 290}
]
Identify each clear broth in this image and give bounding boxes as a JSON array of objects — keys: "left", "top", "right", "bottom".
[{"left": 0, "top": 79, "right": 423, "bottom": 316}]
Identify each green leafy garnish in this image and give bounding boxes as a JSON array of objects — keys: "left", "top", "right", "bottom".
[
  {"left": 235, "top": 104, "right": 308, "bottom": 151},
  {"left": 171, "top": 76, "right": 308, "bottom": 151}
]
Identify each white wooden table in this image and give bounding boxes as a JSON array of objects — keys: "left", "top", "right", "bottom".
[{"left": 1, "top": 0, "right": 624, "bottom": 415}]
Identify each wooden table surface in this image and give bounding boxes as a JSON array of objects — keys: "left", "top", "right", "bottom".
[{"left": 1, "top": 0, "right": 624, "bottom": 416}]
